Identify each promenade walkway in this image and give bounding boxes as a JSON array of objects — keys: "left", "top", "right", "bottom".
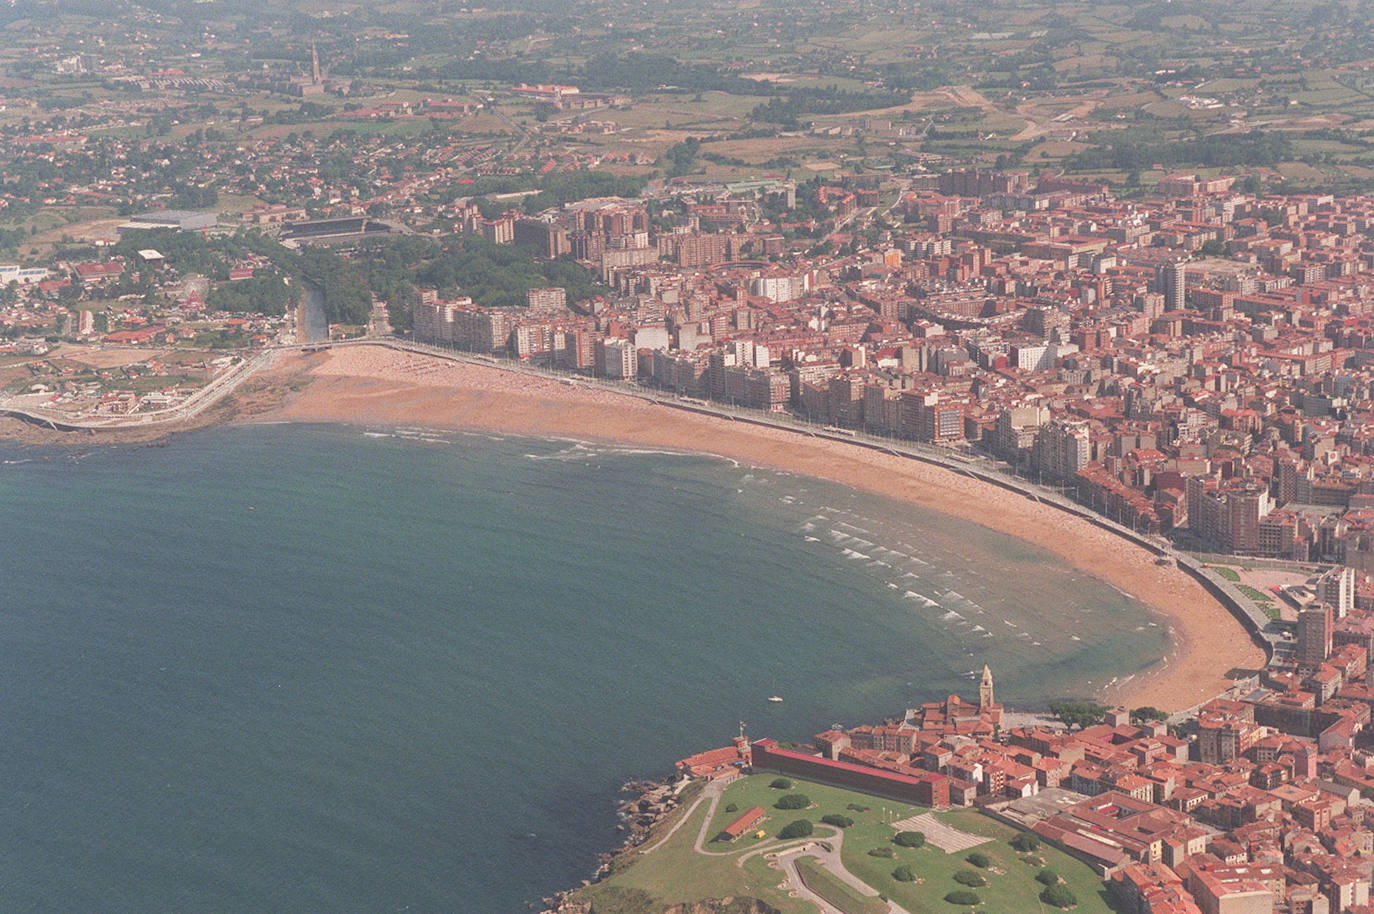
[
  {"left": 889, "top": 812, "right": 989, "bottom": 854},
  {"left": 2, "top": 335, "right": 1281, "bottom": 668}
]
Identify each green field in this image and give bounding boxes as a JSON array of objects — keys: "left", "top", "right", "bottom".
[
  {"left": 795, "top": 858, "right": 887, "bottom": 914},
  {"left": 579, "top": 774, "right": 1121, "bottom": 914},
  {"left": 838, "top": 806, "right": 1118, "bottom": 913}
]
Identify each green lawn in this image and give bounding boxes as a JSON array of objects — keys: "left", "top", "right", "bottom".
[
  {"left": 702, "top": 775, "right": 922, "bottom": 844},
  {"left": 1235, "top": 584, "right": 1275, "bottom": 606},
  {"left": 795, "top": 858, "right": 887, "bottom": 914},
  {"left": 581, "top": 774, "right": 1122, "bottom": 913},
  {"left": 1209, "top": 565, "right": 1242, "bottom": 582},
  {"left": 839, "top": 807, "right": 1120, "bottom": 913},
  {"left": 578, "top": 780, "right": 818, "bottom": 914}
]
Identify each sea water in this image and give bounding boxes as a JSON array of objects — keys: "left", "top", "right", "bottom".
[{"left": 0, "top": 424, "right": 1168, "bottom": 911}]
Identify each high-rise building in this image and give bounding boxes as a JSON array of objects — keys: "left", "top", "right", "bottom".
[
  {"left": 597, "top": 338, "right": 636, "bottom": 379},
  {"left": 525, "top": 286, "right": 567, "bottom": 314},
  {"left": 1186, "top": 477, "right": 1273, "bottom": 553},
  {"left": 1317, "top": 566, "right": 1355, "bottom": 620},
  {"left": 1298, "top": 604, "right": 1333, "bottom": 667},
  {"left": 1032, "top": 418, "right": 1092, "bottom": 482},
  {"left": 993, "top": 405, "right": 1047, "bottom": 462},
  {"left": 903, "top": 391, "right": 964, "bottom": 443},
  {"left": 513, "top": 218, "right": 569, "bottom": 258},
  {"left": 1158, "top": 260, "right": 1187, "bottom": 311}
]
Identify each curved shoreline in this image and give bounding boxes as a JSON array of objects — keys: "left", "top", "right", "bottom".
[{"left": 252, "top": 344, "right": 1264, "bottom": 712}]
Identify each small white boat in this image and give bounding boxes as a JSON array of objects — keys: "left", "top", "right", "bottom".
[{"left": 768, "top": 695, "right": 783, "bottom": 703}]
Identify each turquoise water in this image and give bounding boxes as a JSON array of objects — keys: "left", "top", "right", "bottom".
[{"left": 0, "top": 424, "right": 1169, "bottom": 911}]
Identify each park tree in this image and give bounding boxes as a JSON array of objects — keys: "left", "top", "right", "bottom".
[
  {"left": 1049, "top": 701, "right": 1109, "bottom": 730},
  {"left": 894, "top": 831, "right": 926, "bottom": 848},
  {"left": 966, "top": 851, "right": 991, "bottom": 868},
  {"left": 775, "top": 793, "right": 810, "bottom": 810},
  {"left": 892, "top": 865, "right": 917, "bottom": 882},
  {"left": 1041, "top": 884, "right": 1078, "bottom": 908},
  {"left": 945, "top": 889, "right": 981, "bottom": 905},
  {"left": 820, "top": 814, "right": 854, "bottom": 828},
  {"left": 1131, "top": 706, "right": 1168, "bottom": 723},
  {"left": 778, "top": 819, "right": 813, "bottom": 840},
  {"left": 769, "top": 777, "right": 793, "bottom": 789}
]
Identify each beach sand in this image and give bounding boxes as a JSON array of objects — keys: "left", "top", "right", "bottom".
[{"left": 257, "top": 344, "right": 1265, "bottom": 713}]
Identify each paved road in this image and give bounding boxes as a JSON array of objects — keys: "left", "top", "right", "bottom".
[
  {"left": 753, "top": 833, "right": 911, "bottom": 914},
  {"left": 633, "top": 775, "right": 908, "bottom": 913},
  {"left": 4, "top": 336, "right": 1275, "bottom": 664},
  {"left": 0, "top": 347, "right": 279, "bottom": 431},
  {"left": 637, "top": 774, "right": 734, "bottom": 855}
]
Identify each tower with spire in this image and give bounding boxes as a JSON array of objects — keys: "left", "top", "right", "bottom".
[
  {"left": 979, "top": 664, "right": 995, "bottom": 711},
  {"left": 311, "top": 41, "right": 321, "bottom": 85}
]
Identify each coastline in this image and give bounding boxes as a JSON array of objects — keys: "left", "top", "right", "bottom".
[{"left": 247, "top": 343, "right": 1262, "bottom": 713}]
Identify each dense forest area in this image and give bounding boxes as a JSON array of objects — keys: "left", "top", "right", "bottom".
[
  {"left": 356, "top": 234, "right": 606, "bottom": 329},
  {"left": 1066, "top": 131, "right": 1295, "bottom": 172}
]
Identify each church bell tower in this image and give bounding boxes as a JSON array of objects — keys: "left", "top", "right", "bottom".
[{"left": 979, "top": 664, "right": 994, "bottom": 711}]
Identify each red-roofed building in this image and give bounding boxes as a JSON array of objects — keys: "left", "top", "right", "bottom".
[
  {"left": 677, "top": 738, "right": 748, "bottom": 778},
  {"left": 719, "top": 806, "right": 766, "bottom": 841},
  {"left": 74, "top": 261, "right": 124, "bottom": 280},
  {"left": 750, "top": 743, "right": 950, "bottom": 808}
]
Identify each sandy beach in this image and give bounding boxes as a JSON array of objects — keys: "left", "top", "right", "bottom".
[{"left": 254, "top": 344, "right": 1266, "bottom": 712}]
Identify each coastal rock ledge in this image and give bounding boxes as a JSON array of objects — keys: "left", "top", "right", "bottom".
[{"left": 538, "top": 778, "right": 688, "bottom": 914}]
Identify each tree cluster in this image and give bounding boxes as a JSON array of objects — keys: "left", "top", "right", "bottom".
[
  {"left": 1049, "top": 701, "right": 1109, "bottom": 731},
  {"left": 1068, "top": 130, "right": 1293, "bottom": 173}
]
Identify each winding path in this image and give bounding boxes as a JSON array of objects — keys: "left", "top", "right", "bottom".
[
  {"left": 636, "top": 775, "right": 910, "bottom": 914},
  {"left": 637, "top": 774, "right": 735, "bottom": 855},
  {"left": 748, "top": 833, "right": 910, "bottom": 914}
]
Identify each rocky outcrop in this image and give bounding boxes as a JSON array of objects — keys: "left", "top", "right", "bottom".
[
  {"left": 537, "top": 779, "right": 687, "bottom": 914},
  {"left": 614, "top": 779, "right": 682, "bottom": 850}
]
